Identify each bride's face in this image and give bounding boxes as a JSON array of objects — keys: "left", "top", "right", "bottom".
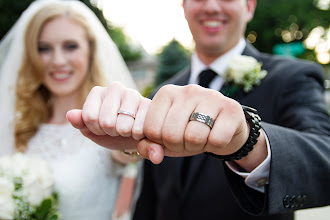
[{"left": 38, "top": 16, "right": 90, "bottom": 98}]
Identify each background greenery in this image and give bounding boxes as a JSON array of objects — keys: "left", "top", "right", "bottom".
[
  {"left": 246, "top": 0, "right": 329, "bottom": 62},
  {"left": 154, "top": 39, "right": 191, "bottom": 86}
]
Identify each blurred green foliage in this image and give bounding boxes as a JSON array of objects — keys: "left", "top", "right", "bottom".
[
  {"left": 0, "top": 0, "right": 29, "bottom": 38},
  {"left": 246, "top": 0, "right": 329, "bottom": 62},
  {"left": 154, "top": 39, "right": 191, "bottom": 86},
  {"left": 0, "top": 0, "right": 142, "bottom": 62}
]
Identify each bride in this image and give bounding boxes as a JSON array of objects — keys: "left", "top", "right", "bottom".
[{"left": 0, "top": 0, "right": 143, "bottom": 219}]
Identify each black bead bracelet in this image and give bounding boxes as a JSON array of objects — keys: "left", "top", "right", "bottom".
[{"left": 205, "top": 105, "right": 261, "bottom": 161}]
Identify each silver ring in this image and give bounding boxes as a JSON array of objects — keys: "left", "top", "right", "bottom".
[
  {"left": 189, "top": 112, "right": 215, "bottom": 129},
  {"left": 118, "top": 110, "right": 135, "bottom": 119}
]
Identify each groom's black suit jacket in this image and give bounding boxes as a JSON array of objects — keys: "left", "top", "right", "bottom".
[{"left": 133, "top": 43, "right": 330, "bottom": 220}]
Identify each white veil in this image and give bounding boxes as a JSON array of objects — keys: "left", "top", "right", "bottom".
[{"left": 0, "top": 0, "right": 137, "bottom": 156}]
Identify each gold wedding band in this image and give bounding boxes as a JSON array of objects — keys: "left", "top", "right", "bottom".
[
  {"left": 119, "top": 150, "right": 140, "bottom": 158},
  {"left": 189, "top": 112, "right": 215, "bottom": 129},
  {"left": 118, "top": 110, "right": 135, "bottom": 119}
]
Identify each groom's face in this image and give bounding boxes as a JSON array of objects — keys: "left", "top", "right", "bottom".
[{"left": 183, "top": 0, "right": 256, "bottom": 59}]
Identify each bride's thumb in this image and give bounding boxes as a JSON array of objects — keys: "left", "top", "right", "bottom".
[{"left": 66, "top": 109, "right": 85, "bottom": 129}]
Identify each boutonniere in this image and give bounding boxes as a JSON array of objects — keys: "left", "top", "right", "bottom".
[{"left": 224, "top": 55, "right": 267, "bottom": 93}]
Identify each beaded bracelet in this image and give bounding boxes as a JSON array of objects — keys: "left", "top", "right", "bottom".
[{"left": 205, "top": 105, "right": 261, "bottom": 161}]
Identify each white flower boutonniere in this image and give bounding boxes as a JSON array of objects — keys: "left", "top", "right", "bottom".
[{"left": 224, "top": 55, "right": 267, "bottom": 92}]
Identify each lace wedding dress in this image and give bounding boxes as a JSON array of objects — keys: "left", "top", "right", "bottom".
[{"left": 26, "top": 123, "right": 122, "bottom": 220}]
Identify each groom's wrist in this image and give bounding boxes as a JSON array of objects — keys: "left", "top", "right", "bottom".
[{"left": 205, "top": 105, "right": 261, "bottom": 161}]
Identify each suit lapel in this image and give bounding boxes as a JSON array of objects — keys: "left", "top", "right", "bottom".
[
  {"left": 167, "top": 66, "right": 191, "bottom": 86},
  {"left": 242, "top": 41, "right": 261, "bottom": 58}
]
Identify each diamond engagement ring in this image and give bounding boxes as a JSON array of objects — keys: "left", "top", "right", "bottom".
[
  {"left": 189, "top": 112, "right": 215, "bottom": 129},
  {"left": 118, "top": 110, "right": 135, "bottom": 119}
]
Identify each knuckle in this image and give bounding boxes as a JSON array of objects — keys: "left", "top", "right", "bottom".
[
  {"left": 183, "top": 84, "right": 200, "bottom": 94},
  {"left": 132, "top": 127, "right": 144, "bottom": 140},
  {"left": 162, "top": 129, "right": 182, "bottom": 145},
  {"left": 186, "top": 84, "right": 199, "bottom": 90},
  {"left": 226, "top": 98, "right": 241, "bottom": 112},
  {"left": 185, "top": 130, "right": 206, "bottom": 146},
  {"left": 82, "top": 111, "right": 98, "bottom": 124},
  {"left": 210, "top": 89, "right": 223, "bottom": 100},
  {"left": 84, "top": 86, "right": 103, "bottom": 103},
  {"left": 109, "top": 81, "right": 123, "bottom": 88},
  {"left": 98, "top": 119, "right": 115, "bottom": 130},
  {"left": 182, "top": 84, "right": 222, "bottom": 101},
  {"left": 208, "top": 134, "right": 228, "bottom": 149},
  {"left": 132, "top": 89, "right": 142, "bottom": 97},
  {"left": 158, "top": 84, "right": 176, "bottom": 95},
  {"left": 144, "top": 126, "right": 162, "bottom": 141},
  {"left": 116, "top": 126, "right": 131, "bottom": 136},
  {"left": 90, "top": 85, "right": 101, "bottom": 93},
  {"left": 107, "top": 81, "right": 124, "bottom": 92},
  {"left": 125, "top": 88, "right": 140, "bottom": 97}
]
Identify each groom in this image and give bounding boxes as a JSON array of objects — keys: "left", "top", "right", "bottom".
[
  {"left": 67, "top": 0, "right": 330, "bottom": 219},
  {"left": 132, "top": 0, "right": 330, "bottom": 219}
]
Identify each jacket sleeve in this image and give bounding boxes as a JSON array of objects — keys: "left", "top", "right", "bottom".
[{"left": 224, "top": 60, "right": 330, "bottom": 215}]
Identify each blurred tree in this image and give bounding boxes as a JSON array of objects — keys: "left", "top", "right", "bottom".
[
  {"left": 154, "top": 39, "right": 191, "bottom": 86},
  {"left": 0, "top": 0, "right": 33, "bottom": 39},
  {"left": 0, "top": 0, "right": 141, "bottom": 62},
  {"left": 246, "top": 0, "right": 329, "bottom": 63},
  {"left": 108, "top": 25, "right": 142, "bottom": 62}
]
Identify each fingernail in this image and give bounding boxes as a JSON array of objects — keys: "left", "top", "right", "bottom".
[{"left": 148, "top": 149, "right": 154, "bottom": 160}]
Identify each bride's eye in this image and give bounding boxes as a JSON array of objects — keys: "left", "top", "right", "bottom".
[
  {"left": 64, "top": 41, "right": 79, "bottom": 51},
  {"left": 38, "top": 45, "right": 50, "bottom": 53}
]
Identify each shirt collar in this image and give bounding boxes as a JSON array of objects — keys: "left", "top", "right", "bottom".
[{"left": 189, "top": 38, "right": 246, "bottom": 84}]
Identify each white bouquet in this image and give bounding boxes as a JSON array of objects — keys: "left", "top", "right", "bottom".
[{"left": 0, "top": 153, "right": 60, "bottom": 220}]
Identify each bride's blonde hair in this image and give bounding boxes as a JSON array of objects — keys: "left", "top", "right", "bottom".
[{"left": 15, "top": 2, "right": 106, "bottom": 152}]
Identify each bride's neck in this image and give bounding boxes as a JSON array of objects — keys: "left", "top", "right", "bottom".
[{"left": 48, "top": 94, "right": 80, "bottom": 124}]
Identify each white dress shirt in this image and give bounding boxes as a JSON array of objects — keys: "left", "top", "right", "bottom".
[{"left": 189, "top": 38, "right": 271, "bottom": 193}]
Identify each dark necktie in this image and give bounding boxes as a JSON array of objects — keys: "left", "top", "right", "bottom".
[
  {"left": 198, "top": 68, "right": 217, "bottom": 88},
  {"left": 181, "top": 69, "right": 218, "bottom": 187}
]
